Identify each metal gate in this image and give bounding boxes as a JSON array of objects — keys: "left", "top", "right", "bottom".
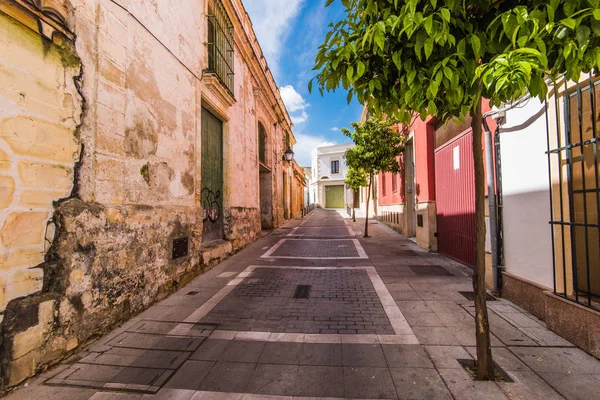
[
  {"left": 435, "top": 130, "right": 476, "bottom": 267},
  {"left": 548, "top": 76, "right": 600, "bottom": 310},
  {"left": 201, "top": 107, "right": 224, "bottom": 243},
  {"left": 325, "top": 185, "right": 345, "bottom": 208}
]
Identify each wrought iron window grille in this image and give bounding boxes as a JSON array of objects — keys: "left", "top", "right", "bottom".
[
  {"left": 546, "top": 73, "right": 600, "bottom": 312},
  {"left": 207, "top": 0, "right": 234, "bottom": 95}
]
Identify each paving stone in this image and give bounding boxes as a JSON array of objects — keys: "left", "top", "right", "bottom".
[
  {"left": 510, "top": 347, "right": 590, "bottom": 374},
  {"left": 536, "top": 371, "right": 600, "bottom": 400},
  {"left": 395, "top": 301, "right": 434, "bottom": 313},
  {"left": 269, "top": 239, "right": 360, "bottom": 258},
  {"left": 110, "top": 367, "right": 170, "bottom": 386},
  {"left": 424, "top": 345, "right": 472, "bottom": 369},
  {"left": 90, "top": 393, "right": 143, "bottom": 399},
  {"left": 426, "top": 301, "right": 465, "bottom": 313},
  {"left": 497, "top": 370, "right": 566, "bottom": 400},
  {"left": 341, "top": 343, "right": 387, "bottom": 367},
  {"left": 343, "top": 367, "right": 397, "bottom": 399},
  {"left": 382, "top": 344, "right": 433, "bottom": 368},
  {"left": 300, "top": 343, "right": 342, "bottom": 366},
  {"left": 109, "top": 333, "right": 203, "bottom": 352},
  {"left": 518, "top": 327, "right": 577, "bottom": 347},
  {"left": 190, "top": 339, "right": 230, "bottom": 361},
  {"left": 390, "top": 367, "right": 453, "bottom": 400},
  {"left": 435, "top": 311, "right": 475, "bottom": 327},
  {"left": 403, "top": 312, "right": 445, "bottom": 327},
  {"left": 200, "top": 268, "right": 393, "bottom": 334},
  {"left": 220, "top": 340, "right": 266, "bottom": 363},
  {"left": 412, "top": 326, "right": 461, "bottom": 345},
  {"left": 290, "top": 366, "right": 344, "bottom": 398},
  {"left": 245, "top": 364, "right": 298, "bottom": 395},
  {"left": 60, "top": 364, "right": 124, "bottom": 383},
  {"left": 163, "top": 361, "right": 214, "bottom": 390},
  {"left": 259, "top": 342, "right": 303, "bottom": 365},
  {"left": 145, "top": 388, "right": 196, "bottom": 399},
  {"left": 288, "top": 227, "right": 352, "bottom": 237},
  {"left": 447, "top": 325, "right": 505, "bottom": 347},
  {"left": 464, "top": 347, "right": 529, "bottom": 372},
  {"left": 198, "top": 362, "right": 255, "bottom": 393},
  {"left": 438, "top": 368, "right": 509, "bottom": 400},
  {"left": 190, "top": 391, "right": 243, "bottom": 399}
]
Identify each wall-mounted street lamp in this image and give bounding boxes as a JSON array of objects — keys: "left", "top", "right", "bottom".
[{"left": 283, "top": 147, "right": 295, "bottom": 162}]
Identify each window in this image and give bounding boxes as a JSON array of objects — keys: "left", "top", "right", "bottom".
[
  {"left": 258, "top": 122, "right": 266, "bottom": 163},
  {"left": 331, "top": 160, "right": 340, "bottom": 174},
  {"left": 207, "top": 0, "right": 234, "bottom": 93},
  {"left": 392, "top": 172, "right": 398, "bottom": 193},
  {"left": 382, "top": 174, "right": 387, "bottom": 196}
]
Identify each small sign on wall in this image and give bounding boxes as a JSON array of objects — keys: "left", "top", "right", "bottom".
[{"left": 453, "top": 146, "right": 460, "bottom": 170}]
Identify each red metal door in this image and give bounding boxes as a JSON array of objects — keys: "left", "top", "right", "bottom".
[{"left": 434, "top": 130, "right": 475, "bottom": 267}]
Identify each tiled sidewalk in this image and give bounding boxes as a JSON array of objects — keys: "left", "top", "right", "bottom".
[{"left": 5, "top": 209, "right": 600, "bottom": 399}]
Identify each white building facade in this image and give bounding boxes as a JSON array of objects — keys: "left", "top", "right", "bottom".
[{"left": 311, "top": 143, "right": 354, "bottom": 209}]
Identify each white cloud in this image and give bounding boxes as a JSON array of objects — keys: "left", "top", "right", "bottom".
[
  {"left": 243, "top": 0, "right": 304, "bottom": 81},
  {"left": 280, "top": 85, "right": 309, "bottom": 112},
  {"left": 330, "top": 127, "right": 340, "bottom": 131},
  {"left": 291, "top": 111, "right": 308, "bottom": 124},
  {"left": 280, "top": 85, "right": 310, "bottom": 125},
  {"left": 292, "top": 132, "right": 336, "bottom": 166}
]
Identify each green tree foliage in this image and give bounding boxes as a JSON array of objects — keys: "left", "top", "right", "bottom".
[
  {"left": 312, "top": 0, "right": 600, "bottom": 380},
  {"left": 312, "top": 0, "right": 600, "bottom": 120},
  {"left": 345, "top": 166, "right": 369, "bottom": 191},
  {"left": 342, "top": 118, "right": 405, "bottom": 236},
  {"left": 345, "top": 166, "right": 369, "bottom": 222}
]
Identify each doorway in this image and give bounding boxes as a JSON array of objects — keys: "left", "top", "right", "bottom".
[
  {"left": 405, "top": 139, "right": 417, "bottom": 238},
  {"left": 259, "top": 167, "right": 273, "bottom": 229},
  {"left": 201, "top": 107, "right": 224, "bottom": 243}
]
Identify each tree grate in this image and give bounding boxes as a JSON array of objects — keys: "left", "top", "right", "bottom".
[{"left": 293, "top": 285, "right": 311, "bottom": 299}]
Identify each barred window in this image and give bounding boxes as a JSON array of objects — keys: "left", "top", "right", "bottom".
[
  {"left": 331, "top": 160, "right": 339, "bottom": 174},
  {"left": 258, "top": 122, "right": 266, "bottom": 163},
  {"left": 392, "top": 172, "right": 398, "bottom": 193},
  {"left": 207, "top": 0, "right": 234, "bottom": 94}
]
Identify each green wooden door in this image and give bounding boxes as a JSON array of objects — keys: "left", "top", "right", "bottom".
[
  {"left": 325, "top": 185, "right": 345, "bottom": 208},
  {"left": 201, "top": 107, "right": 224, "bottom": 243}
]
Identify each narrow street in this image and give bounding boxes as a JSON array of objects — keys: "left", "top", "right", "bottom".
[{"left": 8, "top": 209, "right": 600, "bottom": 400}]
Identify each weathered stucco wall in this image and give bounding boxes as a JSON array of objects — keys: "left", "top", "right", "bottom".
[
  {"left": 0, "top": 2, "right": 83, "bottom": 387},
  {"left": 0, "top": 0, "right": 294, "bottom": 391}
]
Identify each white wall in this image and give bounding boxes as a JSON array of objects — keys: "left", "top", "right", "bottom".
[{"left": 500, "top": 98, "right": 554, "bottom": 289}]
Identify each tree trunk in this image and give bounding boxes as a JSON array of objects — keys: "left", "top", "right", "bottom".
[
  {"left": 471, "top": 98, "right": 494, "bottom": 380},
  {"left": 364, "top": 174, "right": 372, "bottom": 237}
]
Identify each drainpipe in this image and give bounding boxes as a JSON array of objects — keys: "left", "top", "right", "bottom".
[
  {"left": 482, "top": 94, "right": 531, "bottom": 292},
  {"left": 482, "top": 115, "right": 500, "bottom": 292}
]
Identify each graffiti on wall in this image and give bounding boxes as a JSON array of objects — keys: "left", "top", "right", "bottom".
[{"left": 201, "top": 187, "right": 221, "bottom": 223}]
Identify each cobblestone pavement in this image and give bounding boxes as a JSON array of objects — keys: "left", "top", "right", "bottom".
[{"left": 6, "top": 209, "right": 600, "bottom": 400}]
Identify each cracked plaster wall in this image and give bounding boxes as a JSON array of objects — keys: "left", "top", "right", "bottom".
[{"left": 0, "top": 0, "right": 292, "bottom": 391}]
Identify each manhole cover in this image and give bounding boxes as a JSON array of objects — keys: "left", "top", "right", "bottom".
[
  {"left": 293, "top": 285, "right": 311, "bottom": 299},
  {"left": 459, "top": 291, "right": 497, "bottom": 301},
  {"left": 409, "top": 265, "right": 454, "bottom": 276}
]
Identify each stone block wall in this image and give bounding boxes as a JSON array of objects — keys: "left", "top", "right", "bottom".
[
  {"left": 224, "top": 207, "right": 261, "bottom": 251},
  {"left": 0, "top": 3, "right": 83, "bottom": 388}
]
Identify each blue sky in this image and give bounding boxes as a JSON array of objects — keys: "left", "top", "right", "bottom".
[{"left": 243, "top": 0, "right": 363, "bottom": 167}]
